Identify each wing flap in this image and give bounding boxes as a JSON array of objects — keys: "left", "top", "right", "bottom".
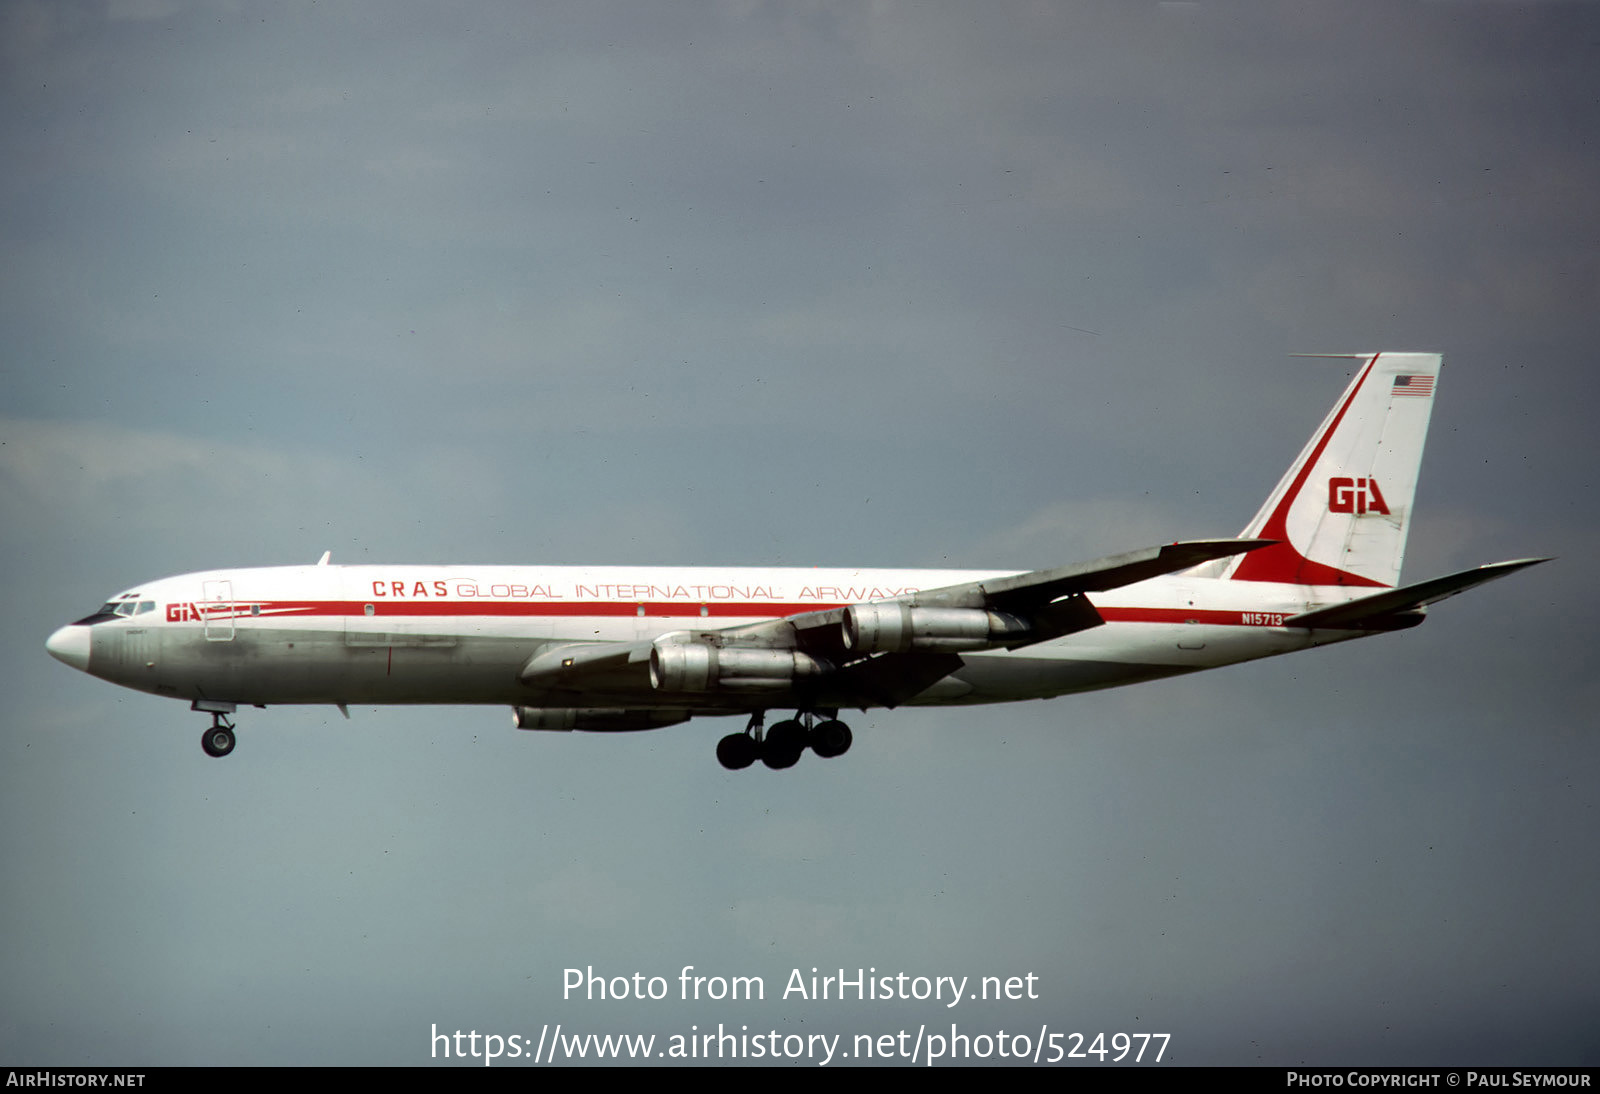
[{"left": 826, "top": 651, "right": 966, "bottom": 709}]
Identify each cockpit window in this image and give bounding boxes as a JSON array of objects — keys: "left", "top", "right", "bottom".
[{"left": 76, "top": 597, "right": 153, "bottom": 625}]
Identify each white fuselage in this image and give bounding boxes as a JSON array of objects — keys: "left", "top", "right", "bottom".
[{"left": 61, "top": 563, "right": 1362, "bottom": 715}]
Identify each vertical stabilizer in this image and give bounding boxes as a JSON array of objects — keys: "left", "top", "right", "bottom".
[{"left": 1222, "top": 352, "right": 1441, "bottom": 588}]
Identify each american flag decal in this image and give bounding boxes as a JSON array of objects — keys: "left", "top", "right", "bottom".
[{"left": 1393, "top": 374, "right": 1435, "bottom": 397}]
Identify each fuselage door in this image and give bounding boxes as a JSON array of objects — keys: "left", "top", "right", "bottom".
[{"left": 201, "top": 579, "right": 236, "bottom": 641}]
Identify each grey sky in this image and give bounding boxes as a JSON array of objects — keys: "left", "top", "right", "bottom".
[{"left": 2, "top": 0, "right": 1595, "bottom": 1066}]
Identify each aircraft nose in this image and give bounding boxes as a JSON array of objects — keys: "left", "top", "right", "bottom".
[{"left": 46, "top": 625, "right": 91, "bottom": 671}]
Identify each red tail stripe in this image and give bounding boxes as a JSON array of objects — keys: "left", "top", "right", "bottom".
[{"left": 1231, "top": 354, "right": 1388, "bottom": 588}]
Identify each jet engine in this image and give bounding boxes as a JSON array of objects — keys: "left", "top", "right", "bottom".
[
  {"left": 649, "top": 641, "right": 825, "bottom": 693},
  {"left": 841, "top": 603, "right": 1031, "bottom": 654}
]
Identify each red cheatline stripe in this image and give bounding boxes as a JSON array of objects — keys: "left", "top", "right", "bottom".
[
  {"left": 227, "top": 600, "right": 841, "bottom": 619},
  {"left": 1097, "top": 607, "right": 1287, "bottom": 626},
  {"left": 193, "top": 601, "right": 1301, "bottom": 627}
]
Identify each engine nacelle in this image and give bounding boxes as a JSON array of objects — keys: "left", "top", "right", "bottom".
[
  {"left": 511, "top": 707, "right": 690, "bottom": 732},
  {"left": 649, "top": 641, "right": 825, "bottom": 693},
  {"left": 841, "top": 603, "right": 1031, "bottom": 654}
]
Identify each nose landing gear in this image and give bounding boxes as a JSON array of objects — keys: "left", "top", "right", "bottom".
[
  {"left": 716, "top": 710, "right": 853, "bottom": 771},
  {"left": 201, "top": 718, "right": 236, "bottom": 758},
  {"left": 193, "top": 700, "right": 238, "bottom": 758}
]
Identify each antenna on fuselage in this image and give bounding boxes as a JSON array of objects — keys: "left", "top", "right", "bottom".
[{"left": 317, "top": 550, "right": 331, "bottom": 566}]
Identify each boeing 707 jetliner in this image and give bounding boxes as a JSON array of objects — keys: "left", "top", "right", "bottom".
[{"left": 46, "top": 353, "right": 1545, "bottom": 769}]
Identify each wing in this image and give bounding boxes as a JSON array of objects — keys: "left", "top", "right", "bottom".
[
  {"left": 717, "top": 536, "right": 1274, "bottom": 653},
  {"left": 517, "top": 538, "right": 1275, "bottom": 708}
]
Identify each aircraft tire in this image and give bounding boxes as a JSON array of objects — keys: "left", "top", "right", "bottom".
[
  {"left": 201, "top": 725, "right": 236, "bottom": 758},
  {"left": 761, "top": 720, "right": 806, "bottom": 770},
  {"left": 716, "top": 733, "right": 757, "bottom": 770},
  {"left": 810, "top": 719, "right": 852, "bottom": 759}
]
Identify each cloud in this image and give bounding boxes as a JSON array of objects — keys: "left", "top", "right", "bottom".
[
  {"left": 0, "top": 417, "right": 415, "bottom": 565},
  {"left": 962, "top": 498, "right": 1201, "bottom": 567},
  {"left": 1, "top": 417, "right": 379, "bottom": 515}
]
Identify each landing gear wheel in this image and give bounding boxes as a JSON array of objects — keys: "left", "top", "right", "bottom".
[
  {"left": 201, "top": 724, "right": 236, "bottom": 758},
  {"left": 761, "top": 719, "right": 806, "bottom": 769},
  {"left": 810, "top": 719, "right": 853, "bottom": 759},
  {"left": 716, "top": 733, "right": 757, "bottom": 770}
]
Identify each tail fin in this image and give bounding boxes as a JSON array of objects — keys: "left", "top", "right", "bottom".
[{"left": 1221, "top": 352, "right": 1441, "bottom": 588}]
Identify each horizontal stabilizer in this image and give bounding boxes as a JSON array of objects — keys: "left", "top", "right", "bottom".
[{"left": 1286, "top": 558, "right": 1550, "bottom": 629}]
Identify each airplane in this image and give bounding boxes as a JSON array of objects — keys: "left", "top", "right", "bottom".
[{"left": 45, "top": 352, "right": 1546, "bottom": 770}]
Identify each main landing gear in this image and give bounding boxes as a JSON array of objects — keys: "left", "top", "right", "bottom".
[
  {"left": 194, "top": 700, "right": 238, "bottom": 758},
  {"left": 717, "top": 711, "right": 854, "bottom": 771}
]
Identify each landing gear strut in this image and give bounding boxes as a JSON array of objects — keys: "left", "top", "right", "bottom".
[{"left": 716, "top": 710, "right": 853, "bottom": 770}]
